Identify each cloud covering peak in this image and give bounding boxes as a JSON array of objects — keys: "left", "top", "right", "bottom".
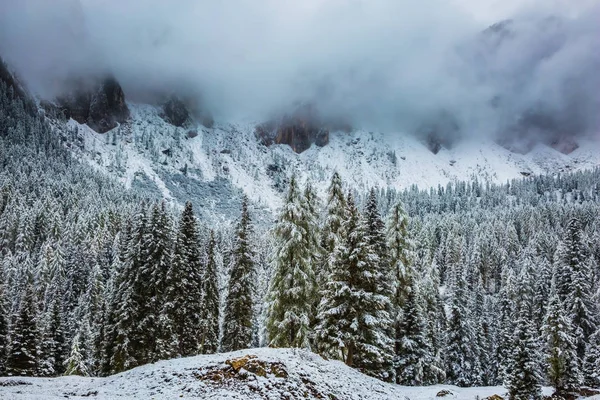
[{"left": 1, "top": 0, "right": 599, "bottom": 144}]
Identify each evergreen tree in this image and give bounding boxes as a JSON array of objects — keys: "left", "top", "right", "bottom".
[
  {"left": 6, "top": 273, "right": 39, "bottom": 376},
  {"left": 109, "top": 207, "right": 148, "bottom": 372},
  {"left": 557, "top": 218, "right": 598, "bottom": 360},
  {"left": 222, "top": 196, "right": 255, "bottom": 352},
  {"left": 142, "top": 202, "right": 173, "bottom": 361},
  {"left": 201, "top": 230, "right": 220, "bottom": 354},
  {"left": 0, "top": 263, "right": 8, "bottom": 375},
  {"left": 317, "top": 193, "right": 394, "bottom": 381},
  {"left": 266, "top": 177, "right": 318, "bottom": 349},
  {"left": 395, "top": 275, "right": 432, "bottom": 385},
  {"left": 543, "top": 277, "right": 581, "bottom": 395},
  {"left": 506, "top": 266, "right": 543, "bottom": 400},
  {"left": 445, "top": 266, "right": 477, "bottom": 387},
  {"left": 582, "top": 328, "right": 600, "bottom": 387},
  {"left": 320, "top": 172, "right": 347, "bottom": 281},
  {"left": 162, "top": 201, "right": 203, "bottom": 357},
  {"left": 64, "top": 332, "right": 90, "bottom": 376}
]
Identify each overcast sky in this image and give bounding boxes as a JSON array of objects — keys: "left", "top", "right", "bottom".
[{"left": 0, "top": 0, "right": 598, "bottom": 141}]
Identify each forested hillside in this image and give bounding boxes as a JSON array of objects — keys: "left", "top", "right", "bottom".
[{"left": 1, "top": 60, "right": 599, "bottom": 399}]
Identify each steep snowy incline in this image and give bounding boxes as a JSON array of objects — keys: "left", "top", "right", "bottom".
[
  {"left": 0, "top": 348, "right": 555, "bottom": 400},
  {"left": 67, "top": 103, "right": 600, "bottom": 216}
]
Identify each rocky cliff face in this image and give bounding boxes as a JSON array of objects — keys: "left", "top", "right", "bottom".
[
  {"left": 255, "top": 104, "right": 349, "bottom": 153},
  {"left": 161, "top": 95, "right": 214, "bottom": 129},
  {"left": 56, "top": 76, "right": 129, "bottom": 133}
]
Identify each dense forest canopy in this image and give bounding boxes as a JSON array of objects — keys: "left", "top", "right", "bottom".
[{"left": 1, "top": 60, "right": 599, "bottom": 399}]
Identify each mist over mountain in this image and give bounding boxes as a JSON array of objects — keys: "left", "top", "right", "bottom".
[{"left": 1, "top": 0, "right": 599, "bottom": 149}]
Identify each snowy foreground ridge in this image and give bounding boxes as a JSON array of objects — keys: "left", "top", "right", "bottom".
[{"left": 0, "top": 348, "right": 560, "bottom": 400}]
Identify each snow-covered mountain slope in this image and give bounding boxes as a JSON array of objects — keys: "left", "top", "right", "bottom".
[
  {"left": 0, "top": 348, "right": 558, "bottom": 400},
  {"left": 64, "top": 103, "right": 600, "bottom": 218}
]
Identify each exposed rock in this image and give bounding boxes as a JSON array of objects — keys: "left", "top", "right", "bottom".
[
  {"left": 483, "top": 395, "right": 504, "bottom": 400},
  {"left": 436, "top": 389, "right": 453, "bottom": 397},
  {"left": 162, "top": 96, "right": 192, "bottom": 127},
  {"left": 56, "top": 76, "right": 130, "bottom": 133},
  {"left": 186, "top": 130, "right": 198, "bottom": 139},
  {"left": 255, "top": 104, "right": 347, "bottom": 153},
  {"left": 417, "top": 111, "right": 460, "bottom": 154},
  {"left": 226, "top": 355, "right": 258, "bottom": 372},
  {"left": 88, "top": 77, "right": 130, "bottom": 133},
  {"left": 198, "top": 354, "right": 289, "bottom": 383},
  {"left": 498, "top": 107, "right": 583, "bottom": 155},
  {"left": 201, "top": 112, "right": 215, "bottom": 128}
]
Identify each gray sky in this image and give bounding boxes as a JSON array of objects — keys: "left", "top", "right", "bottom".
[{"left": 1, "top": 0, "right": 599, "bottom": 141}]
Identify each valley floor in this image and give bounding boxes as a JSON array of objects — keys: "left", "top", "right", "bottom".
[{"left": 0, "top": 348, "right": 574, "bottom": 400}]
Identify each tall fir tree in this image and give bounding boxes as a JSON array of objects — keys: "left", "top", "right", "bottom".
[
  {"left": 582, "top": 328, "right": 600, "bottom": 388},
  {"left": 543, "top": 276, "right": 581, "bottom": 395},
  {"left": 557, "top": 218, "right": 598, "bottom": 360},
  {"left": 317, "top": 192, "right": 394, "bottom": 381},
  {"left": 0, "top": 262, "right": 8, "bottom": 375},
  {"left": 266, "top": 177, "right": 318, "bottom": 349},
  {"left": 445, "top": 265, "right": 477, "bottom": 387},
  {"left": 143, "top": 202, "right": 173, "bottom": 361},
  {"left": 506, "top": 264, "right": 543, "bottom": 400},
  {"left": 6, "top": 272, "right": 39, "bottom": 376},
  {"left": 221, "top": 196, "right": 255, "bottom": 352},
  {"left": 320, "top": 172, "right": 347, "bottom": 281},
  {"left": 201, "top": 230, "right": 220, "bottom": 354},
  {"left": 394, "top": 275, "right": 433, "bottom": 385},
  {"left": 162, "top": 201, "right": 203, "bottom": 357}
]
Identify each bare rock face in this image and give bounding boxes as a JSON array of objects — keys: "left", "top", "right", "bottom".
[
  {"left": 162, "top": 96, "right": 192, "bottom": 127},
  {"left": 417, "top": 112, "right": 460, "bottom": 154},
  {"left": 498, "top": 108, "right": 582, "bottom": 155},
  {"left": 161, "top": 95, "right": 214, "bottom": 128},
  {"left": 88, "top": 77, "right": 130, "bottom": 133},
  {"left": 255, "top": 104, "right": 349, "bottom": 153},
  {"left": 56, "top": 76, "right": 130, "bottom": 133}
]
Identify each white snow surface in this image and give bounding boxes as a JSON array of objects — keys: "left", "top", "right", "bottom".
[
  {"left": 69, "top": 103, "right": 600, "bottom": 214},
  {"left": 0, "top": 348, "right": 556, "bottom": 400}
]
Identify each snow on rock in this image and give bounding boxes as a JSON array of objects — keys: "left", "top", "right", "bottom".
[
  {"left": 65, "top": 103, "right": 600, "bottom": 218},
  {"left": 0, "top": 348, "right": 536, "bottom": 400}
]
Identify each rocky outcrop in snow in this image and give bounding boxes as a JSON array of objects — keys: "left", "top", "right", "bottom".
[
  {"left": 56, "top": 76, "right": 130, "bottom": 133},
  {"left": 255, "top": 104, "right": 351, "bottom": 153}
]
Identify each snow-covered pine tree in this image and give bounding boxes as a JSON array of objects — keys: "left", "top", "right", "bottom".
[
  {"left": 317, "top": 192, "right": 394, "bottom": 381},
  {"left": 141, "top": 201, "right": 172, "bottom": 361},
  {"left": 221, "top": 196, "right": 255, "bottom": 352},
  {"left": 39, "top": 294, "right": 67, "bottom": 376},
  {"left": 395, "top": 274, "right": 432, "bottom": 385},
  {"left": 64, "top": 332, "right": 90, "bottom": 376},
  {"left": 420, "top": 263, "right": 446, "bottom": 385},
  {"left": 543, "top": 275, "right": 581, "bottom": 395},
  {"left": 266, "top": 177, "right": 318, "bottom": 349},
  {"left": 320, "top": 172, "right": 347, "bottom": 281},
  {"left": 506, "top": 263, "right": 543, "bottom": 400},
  {"left": 385, "top": 200, "right": 416, "bottom": 383},
  {"left": 444, "top": 264, "right": 477, "bottom": 387},
  {"left": 0, "top": 263, "right": 8, "bottom": 375},
  {"left": 495, "top": 267, "right": 516, "bottom": 385},
  {"left": 109, "top": 206, "right": 148, "bottom": 372},
  {"left": 163, "top": 201, "right": 203, "bottom": 357},
  {"left": 200, "top": 230, "right": 219, "bottom": 354},
  {"left": 557, "top": 218, "right": 598, "bottom": 362},
  {"left": 6, "top": 272, "right": 39, "bottom": 376},
  {"left": 583, "top": 328, "right": 600, "bottom": 387},
  {"left": 385, "top": 200, "right": 412, "bottom": 309}
]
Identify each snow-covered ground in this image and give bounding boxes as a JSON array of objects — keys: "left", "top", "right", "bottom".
[
  {"left": 68, "top": 103, "right": 600, "bottom": 216},
  {"left": 0, "top": 348, "right": 558, "bottom": 400}
]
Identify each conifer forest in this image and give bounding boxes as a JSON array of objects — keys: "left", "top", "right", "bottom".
[{"left": 1, "top": 62, "right": 600, "bottom": 400}]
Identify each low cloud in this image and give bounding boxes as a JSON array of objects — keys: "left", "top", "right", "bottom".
[{"left": 1, "top": 0, "right": 598, "bottom": 143}]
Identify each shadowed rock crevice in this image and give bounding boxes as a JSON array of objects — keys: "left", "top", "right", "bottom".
[
  {"left": 256, "top": 104, "right": 351, "bottom": 153},
  {"left": 55, "top": 76, "right": 130, "bottom": 133}
]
